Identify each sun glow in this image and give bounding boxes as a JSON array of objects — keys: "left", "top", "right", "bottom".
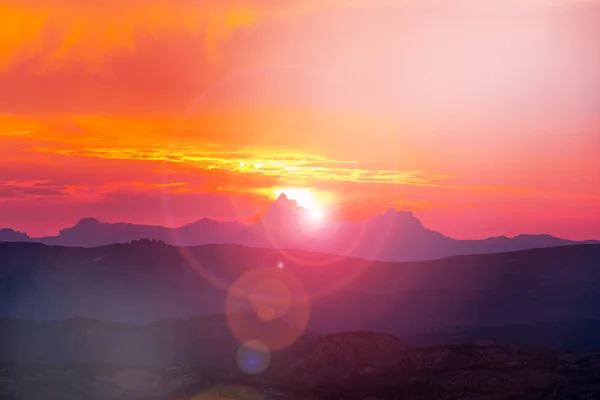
[
  {"left": 274, "top": 187, "right": 325, "bottom": 223},
  {"left": 273, "top": 188, "right": 316, "bottom": 209}
]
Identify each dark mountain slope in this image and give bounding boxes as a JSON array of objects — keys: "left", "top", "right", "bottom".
[{"left": 0, "top": 242, "right": 599, "bottom": 339}]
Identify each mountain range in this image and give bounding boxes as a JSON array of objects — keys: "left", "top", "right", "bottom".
[{"left": 1, "top": 194, "right": 597, "bottom": 262}]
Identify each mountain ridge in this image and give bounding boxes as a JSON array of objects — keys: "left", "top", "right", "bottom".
[
  {"left": 1, "top": 242, "right": 599, "bottom": 328},
  {"left": 2, "top": 197, "right": 598, "bottom": 261}
]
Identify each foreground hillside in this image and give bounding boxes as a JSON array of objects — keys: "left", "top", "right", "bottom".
[
  {"left": 2, "top": 316, "right": 600, "bottom": 368},
  {"left": 0, "top": 316, "right": 319, "bottom": 367},
  {"left": 1, "top": 332, "right": 599, "bottom": 400}
]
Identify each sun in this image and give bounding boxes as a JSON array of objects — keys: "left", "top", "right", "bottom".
[
  {"left": 274, "top": 188, "right": 318, "bottom": 210},
  {"left": 274, "top": 188, "right": 325, "bottom": 222}
]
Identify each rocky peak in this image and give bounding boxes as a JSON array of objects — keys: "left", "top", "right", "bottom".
[
  {"left": 256, "top": 194, "right": 308, "bottom": 231},
  {"left": 368, "top": 208, "right": 424, "bottom": 231},
  {"left": 74, "top": 217, "right": 102, "bottom": 227},
  {"left": 0, "top": 228, "right": 30, "bottom": 242}
]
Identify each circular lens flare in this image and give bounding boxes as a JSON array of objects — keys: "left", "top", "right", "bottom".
[
  {"left": 226, "top": 268, "right": 310, "bottom": 351},
  {"left": 256, "top": 305, "right": 277, "bottom": 322},
  {"left": 236, "top": 340, "right": 271, "bottom": 375},
  {"left": 248, "top": 277, "right": 292, "bottom": 320}
]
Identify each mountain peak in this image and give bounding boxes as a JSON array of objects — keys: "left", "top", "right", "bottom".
[
  {"left": 273, "top": 192, "right": 299, "bottom": 208},
  {"left": 57, "top": 217, "right": 104, "bottom": 238},
  {"left": 251, "top": 193, "right": 318, "bottom": 244},
  {"left": 260, "top": 194, "right": 303, "bottom": 223},
  {"left": 385, "top": 208, "right": 414, "bottom": 217},
  {"left": 76, "top": 217, "right": 101, "bottom": 226},
  {"left": 183, "top": 217, "right": 220, "bottom": 227},
  {"left": 277, "top": 193, "right": 288, "bottom": 201},
  {"left": 368, "top": 208, "right": 424, "bottom": 232},
  {"left": 380, "top": 208, "right": 418, "bottom": 221},
  {"left": 0, "top": 228, "right": 30, "bottom": 242}
]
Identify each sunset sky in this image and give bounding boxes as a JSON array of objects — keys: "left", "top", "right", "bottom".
[{"left": 0, "top": 0, "right": 598, "bottom": 239}]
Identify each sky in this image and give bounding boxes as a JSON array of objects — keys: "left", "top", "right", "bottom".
[{"left": 0, "top": 0, "right": 598, "bottom": 239}]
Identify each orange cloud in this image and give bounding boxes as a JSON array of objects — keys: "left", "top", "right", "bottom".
[
  {"left": 32, "top": 144, "right": 454, "bottom": 187},
  {"left": 0, "top": 0, "right": 257, "bottom": 72},
  {"left": 8, "top": 0, "right": 584, "bottom": 72},
  {"left": 0, "top": 0, "right": 407, "bottom": 72},
  {"left": 2, "top": 0, "right": 598, "bottom": 119}
]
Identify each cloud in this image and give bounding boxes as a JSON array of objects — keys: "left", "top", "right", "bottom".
[
  {"left": 0, "top": 0, "right": 258, "bottom": 71},
  {"left": 0, "top": 178, "right": 71, "bottom": 199},
  {"left": 32, "top": 145, "right": 456, "bottom": 187},
  {"left": 1, "top": 0, "right": 597, "bottom": 116}
]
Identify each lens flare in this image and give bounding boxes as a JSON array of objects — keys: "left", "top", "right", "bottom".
[
  {"left": 255, "top": 305, "right": 277, "bottom": 322},
  {"left": 236, "top": 340, "right": 271, "bottom": 375},
  {"left": 226, "top": 268, "right": 310, "bottom": 351},
  {"left": 248, "top": 277, "right": 292, "bottom": 321}
]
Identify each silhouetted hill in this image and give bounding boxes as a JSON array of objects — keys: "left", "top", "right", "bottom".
[
  {"left": 250, "top": 193, "right": 318, "bottom": 250},
  {"left": 1, "top": 241, "right": 600, "bottom": 351},
  {"left": 0, "top": 229, "right": 29, "bottom": 242},
  {"left": 322, "top": 208, "right": 458, "bottom": 261},
  {"left": 34, "top": 217, "right": 265, "bottom": 248},
  {"left": 2, "top": 198, "right": 597, "bottom": 261}
]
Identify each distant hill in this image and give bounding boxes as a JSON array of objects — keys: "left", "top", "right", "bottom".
[
  {"left": 34, "top": 217, "right": 266, "bottom": 248},
  {"left": 0, "top": 229, "right": 29, "bottom": 242},
  {"left": 1, "top": 241, "right": 600, "bottom": 341},
  {"left": 1, "top": 195, "right": 597, "bottom": 262}
]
